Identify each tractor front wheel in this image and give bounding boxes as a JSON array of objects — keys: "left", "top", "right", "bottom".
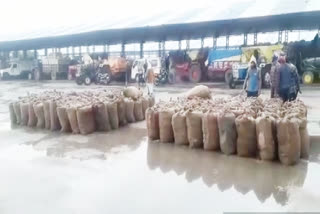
[
  {"left": 302, "top": 71, "right": 314, "bottom": 85},
  {"left": 189, "top": 64, "right": 202, "bottom": 83}
]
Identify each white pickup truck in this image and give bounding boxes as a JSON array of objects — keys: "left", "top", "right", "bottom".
[
  {"left": 131, "top": 58, "right": 162, "bottom": 82},
  {"left": 0, "top": 60, "right": 37, "bottom": 80}
]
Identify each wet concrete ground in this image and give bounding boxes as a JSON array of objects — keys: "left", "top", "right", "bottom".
[{"left": 0, "top": 81, "right": 320, "bottom": 213}]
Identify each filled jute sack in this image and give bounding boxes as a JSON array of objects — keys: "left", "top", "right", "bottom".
[
  {"left": 67, "top": 107, "right": 80, "bottom": 134},
  {"left": 159, "top": 110, "right": 174, "bottom": 143},
  {"left": 117, "top": 99, "right": 127, "bottom": 126},
  {"left": 33, "top": 103, "right": 45, "bottom": 128},
  {"left": 57, "top": 107, "right": 71, "bottom": 132},
  {"left": 256, "top": 115, "right": 276, "bottom": 161},
  {"left": 142, "top": 97, "right": 149, "bottom": 118},
  {"left": 202, "top": 112, "right": 220, "bottom": 151},
  {"left": 20, "top": 102, "right": 29, "bottom": 126},
  {"left": 217, "top": 112, "right": 237, "bottom": 155},
  {"left": 27, "top": 102, "right": 37, "bottom": 127},
  {"left": 299, "top": 118, "right": 310, "bottom": 159},
  {"left": 49, "top": 100, "right": 61, "bottom": 131},
  {"left": 146, "top": 108, "right": 160, "bottom": 140},
  {"left": 76, "top": 106, "right": 96, "bottom": 135},
  {"left": 186, "top": 85, "right": 211, "bottom": 99},
  {"left": 123, "top": 86, "right": 142, "bottom": 100},
  {"left": 9, "top": 103, "right": 17, "bottom": 124},
  {"left": 125, "top": 99, "right": 135, "bottom": 123},
  {"left": 13, "top": 102, "right": 21, "bottom": 125},
  {"left": 107, "top": 101, "right": 119, "bottom": 129},
  {"left": 235, "top": 115, "right": 257, "bottom": 157},
  {"left": 134, "top": 100, "right": 144, "bottom": 121},
  {"left": 43, "top": 101, "right": 51, "bottom": 129},
  {"left": 93, "top": 103, "right": 111, "bottom": 132},
  {"left": 186, "top": 111, "right": 203, "bottom": 148},
  {"left": 172, "top": 112, "right": 188, "bottom": 145},
  {"left": 277, "top": 118, "right": 301, "bottom": 165},
  {"left": 148, "top": 96, "right": 155, "bottom": 107}
]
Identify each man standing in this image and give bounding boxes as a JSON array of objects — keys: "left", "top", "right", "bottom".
[
  {"left": 145, "top": 68, "right": 155, "bottom": 96},
  {"left": 275, "top": 54, "right": 292, "bottom": 102},
  {"left": 287, "top": 57, "right": 301, "bottom": 101},
  {"left": 270, "top": 55, "right": 279, "bottom": 98},
  {"left": 243, "top": 57, "right": 262, "bottom": 97}
]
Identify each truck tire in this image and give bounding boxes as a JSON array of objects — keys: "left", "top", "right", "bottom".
[
  {"left": 75, "top": 76, "right": 83, "bottom": 85},
  {"left": 168, "top": 69, "right": 176, "bottom": 84},
  {"left": 263, "top": 71, "right": 271, "bottom": 88},
  {"left": 302, "top": 71, "right": 314, "bottom": 85},
  {"left": 51, "top": 71, "right": 57, "bottom": 80},
  {"left": 229, "top": 79, "right": 236, "bottom": 89},
  {"left": 2, "top": 72, "right": 10, "bottom": 80},
  {"left": 188, "top": 64, "right": 202, "bottom": 83},
  {"left": 225, "top": 69, "right": 233, "bottom": 84},
  {"left": 84, "top": 76, "right": 92, "bottom": 85}
]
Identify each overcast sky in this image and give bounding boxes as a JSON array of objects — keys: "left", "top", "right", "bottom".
[{"left": 0, "top": 0, "right": 319, "bottom": 42}]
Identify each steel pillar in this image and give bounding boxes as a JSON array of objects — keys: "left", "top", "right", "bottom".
[
  {"left": 140, "top": 42, "right": 144, "bottom": 59},
  {"left": 103, "top": 45, "right": 107, "bottom": 53},
  {"left": 158, "top": 42, "right": 161, "bottom": 57},
  {"left": 92, "top": 45, "right": 95, "bottom": 53},
  {"left": 254, "top": 32, "right": 258, "bottom": 45},
  {"left": 178, "top": 40, "right": 182, "bottom": 50},
  {"left": 201, "top": 38, "right": 204, "bottom": 48},
  {"left": 226, "top": 35, "right": 230, "bottom": 49},
  {"left": 278, "top": 31, "right": 283, "bottom": 43},
  {"left": 284, "top": 30, "right": 289, "bottom": 43},
  {"left": 121, "top": 43, "right": 125, "bottom": 57},
  {"left": 71, "top": 47, "right": 75, "bottom": 57},
  {"left": 79, "top": 46, "right": 82, "bottom": 56},
  {"left": 186, "top": 40, "right": 190, "bottom": 50},
  {"left": 34, "top": 50, "right": 37, "bottom": 59},
  {"left": 23, "top": 50, "right": 27, "bottom": 59},
  {"left": 244, "top": 34, "right": 248, "bottom": 46},
  {"left": 162, "top": 41, "right": 166, "bottom": 57},
  {"left": 86, "top": 46, "right": 90, "bottom": 53},
  {"left": 213, "top": 37, "right": 217, "bottom": 49}
]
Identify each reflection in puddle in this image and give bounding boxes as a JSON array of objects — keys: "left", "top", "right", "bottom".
[{"left": 147, "top": 141, "right": 309, "bottom": 205}]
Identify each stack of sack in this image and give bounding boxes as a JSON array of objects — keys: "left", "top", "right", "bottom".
[
  {"left": 146, "top": 85, "right": 309, "bottom": 166},
  {"left": 9, "top": 87, "right": 155, "bottom": 135}
]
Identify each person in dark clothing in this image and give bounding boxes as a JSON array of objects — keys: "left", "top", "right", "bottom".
[
  {"left": 275, "top": 54, "right": 292, "bottom": 102},
  {"left": 270, "top": 55, "right": 279, "bottom": 98},
  {"left": 287, "top": 60, "right": 301, "bottom": 101}
]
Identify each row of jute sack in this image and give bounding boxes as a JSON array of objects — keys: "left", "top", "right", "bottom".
[
  {"left": 146, "top": 96, "right": 309, "bottom": 165},
  {"left": 9, "top": 89, "right": 155, "bottom": 135}
]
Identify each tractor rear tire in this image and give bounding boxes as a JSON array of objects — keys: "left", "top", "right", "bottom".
[
  {"left": 84, "top": 76, "right": 92, "bottom": 85},
  {"left": 189, "top": 64, "right": 202, "bottom": 83},
  {"left": 302, "top": 71, "right": 314, "bottom": 85},
  {"left": 225, "top": 69, "right": 233, "bottom": 84}
]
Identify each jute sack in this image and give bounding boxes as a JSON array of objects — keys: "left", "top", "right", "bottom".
[
  {"left": 27, "top": 102, "right": 37, "bottom": 127},
  {"left": 13, "top": 102, "right": 21, "bottom": 125},
  {"left": 77, "top": 105, "right": 96, "bottom": 135},
  {"left": 9, "top": 103, "right": 17, "bottom": 124},
  {"left": 57, "top": 107, "right": 71, "bottom": 132},
  {"left": 49, "top": 100, "right": 61, "bottom": 131},
  {"left": 134, "top": 100, "right": 144, "bottom": 121},
  {"left": 125, "top": 99, "right": 135, "bottom": 123},
  {"left": 67, "top": 107, "right": 80, "bottom": 134},
  {"left": 107, "top": 101, "right": 119, "bottom": 129},
  {"left": 277, "top": 118, "right": 301, "bottom": 165},
  {"left": 186, "top": 111, "right": 203, "bottom": 148},
  {"left": 172, "top": 112, "right": 188, "bottom": 145},
  {"left": 159, "top": 110, "right": 174, "bottom": 143},
  {"left": 43, "top": 101, "right": 51, "bottom": 129},
  {"left": 217, "top": 112, "right": 237, "bottom": 155},
  {"left": 93, "top": 103, "right": 111, "bottom": 132},
  {"left": 117, "top": 99, "right": 127, "bottom": 126},
  {"left": 202, "top": 111, "right": 220, "bottom": 150},
  {"left": 33, "top": 103, "right": 45, "bottom": 128},
  {"left": 20, "top": 102, "right": 29, "bottom": 126},
  {"left": 146, "top": 108, "right": 160, "bottom": 140},
  {"left": 256, "top": 115, "right": 276, "bottom": 161},
  {"left": 186, "top": 85, "right": 211, "bottom": 99},
  {"left": 235, "top": 115, "right": 257, "bottom": 157}
]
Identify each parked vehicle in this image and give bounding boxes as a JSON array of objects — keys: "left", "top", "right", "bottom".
[
  {"left": 286, "top": 33, "right": 320, "bottom": 84},
  {"left": 131, "top": 57, "right": 162, "bottom": 83},
  {"left": 0, "top": 59, "right": 39, "bottom": 80},
  {"left": 155, "top": 68, "right": 168, "bottom": 86},
  {"left": 207, "top": 49, "right": 241, "bottom": 83},
  {"left": 100, "top": 57, "right": 131, "bottom": 82},
  {"left": 42, "top": 53, "right": 70, "bottom": 80},
  {"left": 75, "top": 63, "right": 110, "bottom": 85},
  {"left": 230, "top": 44, "right": 283, "bottom": 89},
  {"left": 167, "top": 48, "right": 209, "bottom": 84}
]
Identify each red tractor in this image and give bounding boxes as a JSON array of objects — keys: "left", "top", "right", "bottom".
[{"left": 167, "top": 48, "right": 208, "bottom": 84}]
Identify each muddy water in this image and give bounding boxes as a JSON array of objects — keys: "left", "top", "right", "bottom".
[{"left": 0, "top": 81, "right": 320, "bottom": 213}]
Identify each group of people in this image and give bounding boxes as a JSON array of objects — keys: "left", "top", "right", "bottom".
[{"left": 243, "top": 53, "right": 301, "bottom": 102}]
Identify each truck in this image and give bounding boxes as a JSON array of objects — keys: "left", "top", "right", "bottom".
[
  {"left": 167, "top": 48, "right": 209, "bottom": 84},
  {"left": 229, "top": 44, "right": 283, "bottom": 89},
  {"left": 42, "top": 53, "right": 71, "bottom": 80},
  {"left": 207, "top": 49, "right": 242, "bottom": 83},
  {"left": 0, "top": 59, "right": 39, "bottom": 80},
  {"left": 286, "top": 33, "right": 320, "bottom": 84}
]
